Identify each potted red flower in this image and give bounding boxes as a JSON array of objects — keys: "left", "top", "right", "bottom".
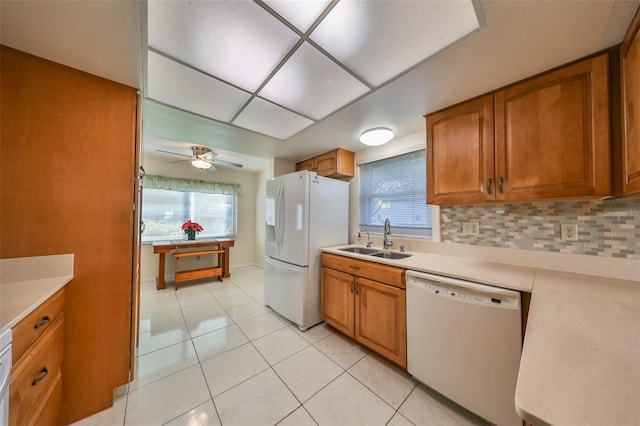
[{"left": 181, "top": 220, "right": 203, "bottom": 240}]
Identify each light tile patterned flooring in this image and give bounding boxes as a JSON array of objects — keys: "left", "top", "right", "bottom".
[{"left": 74, "top": 266, "right": 487, "bottom": 426}]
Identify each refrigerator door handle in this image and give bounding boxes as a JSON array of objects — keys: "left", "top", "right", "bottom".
[{"left": 276, "top": 184, "right": 285, "bottom": 251}]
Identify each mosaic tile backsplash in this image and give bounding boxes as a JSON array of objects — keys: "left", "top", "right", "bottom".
[{"left": 440, "top": 198, "right": 640, "bottom": 259}]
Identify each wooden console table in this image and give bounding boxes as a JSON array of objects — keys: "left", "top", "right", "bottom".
[{"left": 152, "top": 238, "right": 235, "bottom": 290}]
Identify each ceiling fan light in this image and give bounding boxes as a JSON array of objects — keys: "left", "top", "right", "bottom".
[
  {"left": 191, "top": 159, "right": 212, "bottom": 169},
  {"left": 360, "top": 127, "right": 394, "bottom": 146}
]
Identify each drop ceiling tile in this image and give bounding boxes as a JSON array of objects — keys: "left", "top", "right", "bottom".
[
  {"left": 311, "top": 0, "right": 480, "bottom": 86},
  {"left": 147, "top": 51, "right": 251, "bottom": 123},
  {"left": 148, "top": 1, "right": 299, "bottom": 92},
  {"left": 233, "top": 97, "right": 314, "bottom": 140},
  {"left": 259, "top": 42, "right": 369, "bottom": 120},
  {"left": 263, "top": 0, "right": 332, "bottom": 33}
]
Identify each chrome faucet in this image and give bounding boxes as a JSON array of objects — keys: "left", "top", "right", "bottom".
[{"left": 383, "top": 219, "right": 393, "bottom": 250}]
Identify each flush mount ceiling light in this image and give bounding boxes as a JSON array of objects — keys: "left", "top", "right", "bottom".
[
  {"left": 191, "top": 159, "right": 212, "bottom": 169},
  {"left": 359, "top": 127, "right": 394, "bottom": 146}
]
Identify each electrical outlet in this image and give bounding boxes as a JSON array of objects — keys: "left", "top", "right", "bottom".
[
  {"left": 462, "top": 222, "right": 480, "bottom": 236},
  {"left": 561, "top": 224, "right": 578, "bottom": 241}
]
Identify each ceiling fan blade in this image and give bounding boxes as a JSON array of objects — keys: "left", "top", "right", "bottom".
[
  {"left": 156, "top": 149, "right": 193, "bottom": 159},
  {"left": 205, "top": 164, "right": 218, "bottom": 172},
  {"left": 166, "top": 159, "right": 191, "bottom": 164},
  {"left": 214, "top": 159, "right": 243, "bottom": 168}
]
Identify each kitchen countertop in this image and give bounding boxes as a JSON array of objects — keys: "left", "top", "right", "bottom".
[
  {"left": 323, "top": 245, "right": 640, "bottom": 426},
  {"left": 1, "top": 254, "right": 73, "bottom": 331},
  {"left": 515, "top": 270, "right": 640, "bottom": 426},
  {"left": 322, "top": 245, "right": 536, "bottom": 292}
]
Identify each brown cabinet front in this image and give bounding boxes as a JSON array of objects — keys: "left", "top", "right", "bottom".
[
  {"left": 495, "top": 53, "right": 611, "bottom": 201},
  {"left": 320, "top": 267, "right": 355, "bottom": 337},
  {"left": 295, "top": 148, "right": 355, "bottom": 179},
  {"left": 426, "top": 52, "right": 611, "bottom": 204},
  {"left": 620, "top": 7, "right": 640, "bottom": 195},
  {"left": 321, "top": 253, "right": 407, "bottom": 368},
  {"left": 10, "top": 310, "right": 64, "bottom": 426},
  {"left": 427, "top": 94, "right": 495, "bottom": 204},
  {"left": 355, "top": 277, "right": 407, "bottom": 366}
]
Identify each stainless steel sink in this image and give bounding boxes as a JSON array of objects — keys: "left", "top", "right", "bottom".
[
  {"left": 338, "top": 247, "right": 380, "bottom": 255},
  {"left": 337, "top": 247, "right": 412, "bottom": 259},
  {"left": 370, "top": 251, "right": 412, "bottom": 259}
]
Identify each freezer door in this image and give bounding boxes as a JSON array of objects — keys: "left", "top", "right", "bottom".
[{"left": 264, "top": 257, "right": 307, "bottom": 327}]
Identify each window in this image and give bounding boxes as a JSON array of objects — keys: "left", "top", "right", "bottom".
[
  {"left": 359, "top": 150, "right": 432, "bottom": 237},
  {"left": 141, "top": 175, "right": 238, "bottom": 242}
]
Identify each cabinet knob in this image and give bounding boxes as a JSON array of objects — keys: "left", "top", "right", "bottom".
[
  {"left": 498, "top": 177, "right": 504, "bottom": 194},
  {"left": 487, "top": 178, "right": 493, "bottom": 195}
]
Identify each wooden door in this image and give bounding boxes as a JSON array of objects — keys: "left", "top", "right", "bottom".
[
  {"left": 620, "top": 7, "right": 640, "bottom": 195},
  {"left": 426, "top": 94, "right": 495, "bottom": 204},
  {"left": 1, "top": 46, "right": 137, "bottom": 423},
  {"left": 354, "top": 277, "right": 407, "bottom": 368},
  {"left": 495, "top": 53, "right": 611, "bottom": 201},
  {"left": 320, "top": 267, "right": 355, "bottom": 337}
]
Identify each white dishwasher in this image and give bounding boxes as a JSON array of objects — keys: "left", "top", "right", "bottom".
[{"left": 406, "top": 270, "right": 522, "bottom": 426}]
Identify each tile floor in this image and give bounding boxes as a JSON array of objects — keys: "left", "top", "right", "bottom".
[{"left": 73, "top": 266, "right": 488, "bottom": 426}]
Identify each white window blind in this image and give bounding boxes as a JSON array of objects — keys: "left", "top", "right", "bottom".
[{"left": 359, "top": 150, "right": 432, "bottom": 237}]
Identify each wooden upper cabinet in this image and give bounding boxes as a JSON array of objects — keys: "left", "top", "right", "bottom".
[
  {"left": 426, "top": 94, "right": 495, "bottom": 204},
  {"left": 426, "top": 52, "right": 611, "bottom": 204},
  {"left": 495, "top": 53, "right": 611, "bottom": 201},
  {"left": 295, "top": 148, "right": 355, "bottom": 179},
  {"left": 620, "top": 6, "right": 640, "bottom": 195}
]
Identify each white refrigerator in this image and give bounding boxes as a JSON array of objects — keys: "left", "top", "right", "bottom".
[{"left": 264, "top": 171, "right": 349, "bottom": 331}]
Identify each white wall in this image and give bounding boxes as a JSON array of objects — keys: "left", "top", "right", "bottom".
[{"left": 140, "top": 154, "right": 263, "bottom": 281}]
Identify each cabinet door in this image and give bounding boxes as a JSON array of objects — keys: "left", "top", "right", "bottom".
[
  {"left": 321, "top": 267, "right": 355, "bottom": 337},
  {"left": 354, "top": 277, "right": 407, "bottom": 368},
  {"left": 314, "top": 151, "right": 338, "bottom": 177},
  {"left": 426, "top": 95, "right": 495, "bottom": 204},
  {"left": 295, "top": 158, "right": 315, "bottom": 172},
  {"left": 621, "top": 8, "right": 640, "bottom": 195},
  {"left": 495, "top": 53, "right": 611, "bottom": 201}
]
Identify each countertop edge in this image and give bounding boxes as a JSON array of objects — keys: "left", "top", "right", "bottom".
[{"left": 1, "top": 275, "right": 72, "bottom": 330}]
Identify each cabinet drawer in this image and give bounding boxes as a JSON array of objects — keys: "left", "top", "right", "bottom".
[
  {"left": 12, "top": 289, "right": 65, "bottom": 364},
  {"left": 25, "top": 369, "right": 62, "bottom": 426},
  {"left": 10, "top": 316, "right": 64, "bottom": 426},
  {"left": 322, "top": 253, "right": 406, "bottom": 289}
]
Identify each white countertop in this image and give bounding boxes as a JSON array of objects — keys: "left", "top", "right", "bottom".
[
  {"left": 515, "top": 270, "right": 640, "bottom": 426},
  {"left": 1, "top": 254, "right": 73, "bottom": 330},
  {"left": 323, "top": 245, "right": 640, "bottom": 426},
  {"left": 322, "top": 245, "right": 535, "bottom": 292}
]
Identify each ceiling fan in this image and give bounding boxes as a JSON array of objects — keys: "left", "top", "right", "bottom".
[{"left": 157, "top": 146, "right": 243, "bottom": 171}]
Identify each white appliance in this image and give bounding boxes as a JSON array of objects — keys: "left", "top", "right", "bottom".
[
  {"left": 264, "top": 171, "right": 348, "bottom": 331},
  {"left": 406, "top": 270, "right": 522, "bottom": 426},
  {"left": 0, "top": 328, "right": 12, "bottom": 426}
]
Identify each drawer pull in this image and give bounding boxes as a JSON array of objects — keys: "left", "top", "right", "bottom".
[
  {"left": 32, "top": 367, "right": 49, "bottom": 386},
  {"left": 34, "top": 316, "right": 51, "bottom": 329},
  {"left": 349, "top": 265, "right": 360, "bottom": 270}
]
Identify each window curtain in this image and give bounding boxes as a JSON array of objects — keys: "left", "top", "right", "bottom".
[{"left": 144, "top": 175, "right": 239, "bottom": 195}]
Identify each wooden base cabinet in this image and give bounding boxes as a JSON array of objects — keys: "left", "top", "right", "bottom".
[
  {"left": 427, "top": 52, "right": 611, "bottom": 204},
  {"left": 10, "top": 289, "right": 65, "bottom": 426},
  {"left": 321, "top": 253, "right": 407, "bottom": 368}
]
